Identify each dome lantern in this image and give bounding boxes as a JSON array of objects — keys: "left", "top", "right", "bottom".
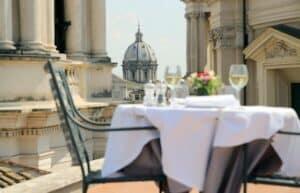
[{"left": 135, "top": 24, "right": 143, "bottom": 42}]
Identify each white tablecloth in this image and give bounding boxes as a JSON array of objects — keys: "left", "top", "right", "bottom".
[{"left": 102, "top": 104, "right": 300, "bottom": 191}]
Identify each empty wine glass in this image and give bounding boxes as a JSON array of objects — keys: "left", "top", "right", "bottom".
[{"left": 229, "top": 64, "right": 249, "bottom": 104}]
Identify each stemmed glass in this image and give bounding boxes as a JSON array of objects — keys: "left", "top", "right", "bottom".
[
  {"left": 164, "top": 65, "right": 182, "bottom": 86},
  {"left": 229, "top": 64, "right": 249, "bottom": 104},
  {"left": 164, "top": 65, "right": 182, "bottom": 104}
]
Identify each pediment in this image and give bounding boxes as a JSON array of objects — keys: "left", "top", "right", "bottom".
[{"left": 243, "top": 28, "right": 300, "bottom": 62}]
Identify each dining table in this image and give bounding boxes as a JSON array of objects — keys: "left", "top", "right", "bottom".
[{"left": 101, "top": 95, "right": 300, "bottom": 193}]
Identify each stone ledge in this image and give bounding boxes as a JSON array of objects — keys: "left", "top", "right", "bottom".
[
  {"left": 1, "top": 159, "right": 104, "bottom": 193},
  {"left": 0, "top": 101, "right": 109, "bottom": 112}
]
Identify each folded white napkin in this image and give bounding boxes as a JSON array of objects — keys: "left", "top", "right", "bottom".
[{"left": 184, "top": 95, "right": 240, "bottom": 108}]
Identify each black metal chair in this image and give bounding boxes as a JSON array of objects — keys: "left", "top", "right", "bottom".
[
  {"left": 44, "top": 60, "right": 166, "bottom": 193},
  {"left": 242, "top": 131, "right": 300, "bottom": 193}
]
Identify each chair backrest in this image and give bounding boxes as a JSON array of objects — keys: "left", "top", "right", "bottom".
[{"left": 44, "top": 60, "right": 91, "bottom": 177}]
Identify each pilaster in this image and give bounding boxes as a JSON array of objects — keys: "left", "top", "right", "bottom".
[
  {"left": 185, "top": 14, "right": 192, "bottom": 74},
  {"left": 0, "top": 0, "right": 15, "bottom": 50},
  {"left": 190, "top": 12, "right": 199, "bottom": 73},
  {"left": 209, "top": 25, "right": 244, "bottom": 84},
  {"left": 198, "top": 12, "right": 207, "bottom": 71},
  {"left": 183, "top": 0, "right": 209, "bottom": 73}
]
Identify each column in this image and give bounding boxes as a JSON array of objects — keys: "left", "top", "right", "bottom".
[
  {"left": 197, "top": 12, "right": 207, "bottom": 71},
  {"left": 0, "top": 0, "right": 15, "bottom": 50},
  {"left": 65, "top": 0, "right": 85, "bottom": 57},
  {"left": 46, "top": 0, "right": 56, "bottom": 52},
  {"left": 149, "top": 69, "right": 152, "bottom": 81},
  {"left": 128, "top": 71, "right": 131, "bottom": 81},
  {"left": 41, "top": 0, "right": 47, "bottom": 48},
  {"left": 140, "top": 69, "right": 144, "bottom": 82},
  {"left": 123, "top": 69, "right": 126, "bottom": 79},
  {"left": 185, "top": 14, "right": 191, "bottom": 74},
  {"left": 82, "top": 0, "right": 89, "bottom": 53},
  {"left": 136, "top": 68, "right": 140, "bottom": 82},
  {"left": 125, "top": 70, "right": 128, "bottom": 80},
  {"left": 19, "top": 0, "right": 44, "bottom": 52},
  {"left": 90, "top": 0, "right": 107, "bottom": 58},
  {"left": 190, "top": 13, "right": 198, "bottom": 73}
]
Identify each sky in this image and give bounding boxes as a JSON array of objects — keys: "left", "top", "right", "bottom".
[{"left": 107, "top": 0, "right": 186, "bottom": 80}]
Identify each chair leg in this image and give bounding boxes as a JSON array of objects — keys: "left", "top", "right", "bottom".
[
  {"left": 159, "top": 180, "right": 163, "bottom": 193},
  {"left": 82, "top": 182, "right": 89, "bottom": 193}
]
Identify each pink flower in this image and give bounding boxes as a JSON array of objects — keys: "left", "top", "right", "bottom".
[{"left": 197, "top": 70, "right": 211, "bottom": 81}]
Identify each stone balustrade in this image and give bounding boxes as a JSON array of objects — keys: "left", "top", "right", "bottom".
[{"left": 0, "top": 102, "right": 115, "bottom": 170}]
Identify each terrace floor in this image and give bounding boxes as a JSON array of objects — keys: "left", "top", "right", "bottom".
[{"left": 89, "top": 182, "right": 300, "bottom": 193}]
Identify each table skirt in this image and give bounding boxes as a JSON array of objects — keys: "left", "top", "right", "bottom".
[{"left": 118, "top": 139, "right": 282, "bottom": 193}]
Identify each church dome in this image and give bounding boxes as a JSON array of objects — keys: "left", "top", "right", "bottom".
[{"left": 123, "top": 27, "right": 157, "bottom": 64}]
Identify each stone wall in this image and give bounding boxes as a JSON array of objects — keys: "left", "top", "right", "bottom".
[{"left": 0, "top": 102, "right": 114, "bottom": 170}]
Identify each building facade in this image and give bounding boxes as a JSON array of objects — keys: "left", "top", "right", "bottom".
[
  {"left": 0, "top": 0, "right": 114, "bottom": 170},
  {"left": 122, "top": 26, "right": 158, "bottom": 83},
  {"left": 182, "top": 0, "right": 300, "bottom": 114}
]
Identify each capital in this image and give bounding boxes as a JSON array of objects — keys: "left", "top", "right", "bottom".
[{"left": 190, "top": 12, "right": 200, "bottom": 19}]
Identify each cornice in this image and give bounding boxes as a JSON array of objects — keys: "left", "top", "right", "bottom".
[{"left": 248, "top": 4, "right": 300, "bottom": 29}]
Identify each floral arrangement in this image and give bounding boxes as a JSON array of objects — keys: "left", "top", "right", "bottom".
[{"left": 187, "top": 69, "right": 223, "bottom": 96}]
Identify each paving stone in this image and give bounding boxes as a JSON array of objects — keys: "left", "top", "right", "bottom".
[{"left": 88, "top": 182, "right": 300, "bottom": 193}]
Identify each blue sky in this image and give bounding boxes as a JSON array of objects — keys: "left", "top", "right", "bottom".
[{"left": 107, "top": 0, "right": 186, "bottom": 80}]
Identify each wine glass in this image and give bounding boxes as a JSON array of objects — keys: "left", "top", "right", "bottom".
[
  {"left": 229, "top": 64, "right": 249, "bottom": 104},
  {"left": 164, "top": 65, "right": 182, "bottom": 86},
  {"left": 164, "top": 65, "right": 182, "bottom": 104}
]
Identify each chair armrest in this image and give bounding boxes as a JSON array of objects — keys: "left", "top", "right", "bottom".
[
  {"left": 277, "top": 131, "right": 300, "bottom": 135},
  {"left": 248, "top": 174, "right": 300, "bottom": 187},
  {"left": 73, "top": 108, "right": 111, "bottom": 127},
  {"left": 66, "top": 110, "right": 157, "bottom": 132}
]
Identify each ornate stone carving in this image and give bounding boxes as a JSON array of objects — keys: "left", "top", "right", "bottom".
[
  {"left": 265, "top": 40, "right": 297, "bottom": 59},
  {"left": 209, "top": 27, "right": 222, "bottom": 41},
  {"left": 209, "top": 26, "right": 236, "bottom": 48}
]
